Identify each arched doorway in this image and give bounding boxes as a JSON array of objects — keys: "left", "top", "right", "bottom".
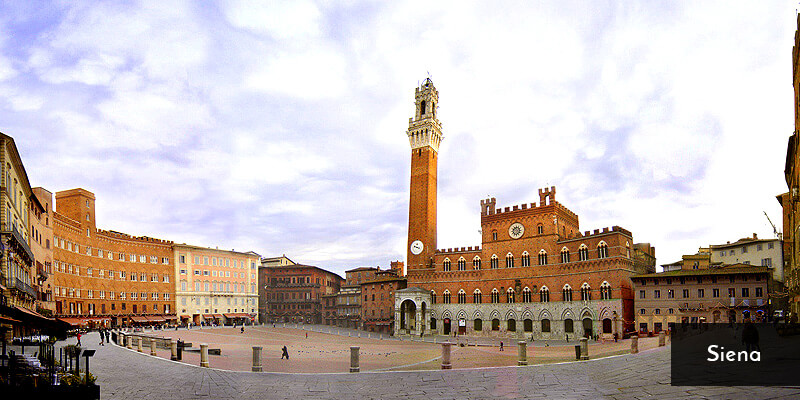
[
  {"left": 458, "top": 318, "right": 466, "bottom": 335},
  {"left": 602, "top": 318, "right": 612, "bottom": 334},
  {"left": 507, "top": 319, "right": 516, "bottom": 332},
  {"left": 582, "top": 318, "right": 593, "bottom": 338},
  {"left": 523, "top": 319, "right": 533, "bottom": 332},
  {"left": 492, "top": 318, "right": 500, "bottom": 331},
  {"left": 443, "top": 318, "right": 451, "bottom": 335},
  {"left": 400, "top": 299, "right": 416, "bottom": 332}
]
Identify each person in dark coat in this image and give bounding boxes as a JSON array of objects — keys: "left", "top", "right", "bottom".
[
  {"left": 742, "top": 322, "right": 760, "bottom": 352},
  {"left": 99, "top": 329, "right": 105, "bottom": 346},
  {"left": 281, "top": 345, "right": 289, "bottom": 360}
]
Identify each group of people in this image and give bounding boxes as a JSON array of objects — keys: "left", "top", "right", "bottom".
[{"left": 97, "top": 328, "right": 110, "bottom": 345}]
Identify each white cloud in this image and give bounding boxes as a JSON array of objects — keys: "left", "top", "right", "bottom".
[
  {"left": 3, "top": 1, "right": 796, "bottom": 274},
  {"left": 223, "top": 0, "right": 322, "bottom": 40}
]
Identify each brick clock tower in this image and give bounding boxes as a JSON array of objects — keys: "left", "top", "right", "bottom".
[{"left": 406, "top": 78, "right": 443, "bottom": 274}]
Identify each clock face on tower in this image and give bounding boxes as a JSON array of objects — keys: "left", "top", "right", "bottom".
[
  {"left": 410, "top": 240, "right": 424, "bottom": 255},
  {"left": 509, "top": 222, "right": 525, "bottom": 239}
]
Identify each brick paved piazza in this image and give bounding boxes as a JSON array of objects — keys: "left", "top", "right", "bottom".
[{"left": 61, "top": 329, "right": 800, "bottom": 400}]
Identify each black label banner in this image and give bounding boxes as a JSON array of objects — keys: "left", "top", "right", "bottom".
[{"left": 671, "top": 323, "right": 800, "bottom": 386}]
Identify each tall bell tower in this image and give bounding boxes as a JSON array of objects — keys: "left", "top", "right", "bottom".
[{"left": 406, "top": 78, "right": 443, "bottom": 273}]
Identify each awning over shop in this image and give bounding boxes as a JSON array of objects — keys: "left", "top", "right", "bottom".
[
  {"left": 57, "top": 317, "right": 87, "bottom": 326},
  {"left": 164, "top": 315, "right": 178, "bottom": 320},
  {"left": 213, "top": 314, "right": 223, "bottom": 319},
  {"left": 147, "top": 316, "right": 166, "bottom": 323},
  {"left": 0, "top": 315, "right": 22, "bottom": 325},
  {"left": 180, "top": 315, "right": 191, "bottom": 319},
  {"left": 202, "top": 314, "right": 214, "bottom": 320},
  {"left": 130, "top": 316, "right": 149, "bottom": 323},
  {"left": 223, "top": 313, "right": 236, "bottom": 319}
]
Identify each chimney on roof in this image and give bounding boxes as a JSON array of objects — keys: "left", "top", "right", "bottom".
[{"left": 753, "top": 233, "right": 757, "bottom": 239}]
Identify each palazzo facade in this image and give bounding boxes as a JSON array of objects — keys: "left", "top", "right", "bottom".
[{"left": 396, "top": 79, "right": 653, "bottom": 339}]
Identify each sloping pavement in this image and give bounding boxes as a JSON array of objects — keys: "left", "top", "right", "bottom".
[{"left": 61, "top": 331, "right": 800, "bottom": 400}]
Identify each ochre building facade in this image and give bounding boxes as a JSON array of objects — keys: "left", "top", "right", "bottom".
[{"left": 396, "top": 80, "right": 653, "bottom": 339}]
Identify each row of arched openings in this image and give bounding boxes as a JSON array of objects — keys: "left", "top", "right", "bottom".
[
  {"left": 441, "top": 242, "right": 621, "bottom": 271},
  {"left": 432, "top": 282, "right": 613, "bottom": 304}
]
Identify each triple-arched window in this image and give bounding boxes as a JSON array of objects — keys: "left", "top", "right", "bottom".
[
  {"left": 600, "top": 281, "right": 612, "bottom": 300},
  {"left": 473, "top": 256, "right": 482, "bottom": 270},
  {"left": 598, "top": 241, "right": 609, "bottom": 259},
  {"left": 506, "top": 287, "right": 515, "bottom": 303},
  {"left": 538, "top": 249, "right": 548, "bottom": 265},
  {"left": 505, "top": 252, "right": 514, "bottom": 268},
  {"left": 521, "top": 251, "right": 530, "bottom": 267},
  {"left": 522, "top": 287, "right": 532, "bottom": 302},
  {"left": 560, "top": 247, "right": 570, "bottom": 263},
  {"left": 580, "top": 282, "right": 591, "bottom": 301},
  {"left": 473, "top": 289, "right": 482, "bottom": 304},
  {"left": 578, "top": 244, "right": 589, "bottom": 261},
  {"left": 539, "top": 286, "right": 550, "bottom": 303},
  {"left": 562, "top": 284, "right": 573, "bottom": 302},
  {"left": 490, "top": 288, "right": 500, "bottom": 303},
  {"left": 443, "top": 258, "right": 451, "bottom": 271},
  {"left": 443, "top": 289, "right": 451, "bottom": 304},
  {"left": 431, "top": 290, "right": 437, "bottom": 304},
  {"left": 457, "top": 289, "right": 466, "bottom": 304},
  {"left": 490, "top": 254, "right": 499, "bottom": 269},
  {"left": 457, "top": 257, "right": 466, "bottom": 271}
]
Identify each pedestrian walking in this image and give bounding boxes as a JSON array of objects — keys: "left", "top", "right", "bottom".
[
  {"left": 105, "top": 330, "right": 110, "bottom": 343},
  {"left": 305, "top": 332, "right": 308, "bottom": 339},
  {"left": 77, "top": 332, "right": 82, "bottom": 346},
  {"left": 241, "top": 326, "right": 245, "bottom": 334},
  {"left": 281, "top": 345, "right": 289, "bottom": 360},
  {"left": 99, "top": 329, "right": 105, "bottom": 346},
  {"left": 499, "top": 341, "right": 503, "bottom": 351}
]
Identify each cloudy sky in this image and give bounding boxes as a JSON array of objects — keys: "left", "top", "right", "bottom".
[{"left": 2, "top": 1, "right": 796, "bottom": 276}]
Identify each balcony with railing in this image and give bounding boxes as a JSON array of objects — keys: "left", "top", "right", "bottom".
[
  {"left": 13, "top": 277, "right": 36, "bottom": 299},
  {"left": 1, "top": 223, "right": 34, "bottom": 263}
]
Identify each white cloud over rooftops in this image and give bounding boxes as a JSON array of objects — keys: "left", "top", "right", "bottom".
[{"left": 3, "top": 1, "right": 795, "bottom": 275}]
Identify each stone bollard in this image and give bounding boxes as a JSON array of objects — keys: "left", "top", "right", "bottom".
[
  {"left": 200, "top": 343, "right": 209, "bottom": 367},
  {"left": 631, "top": 335, "right": 639, "bottom": 354},
  {"left": 252, "top": 346, "right": 262, "bottom": 372},
  {"left": 580, "top": 337, "right": 589, "bottom": 360},
  {"left": 119, "top": 332, "right": 124, "bottom": 346},
  {"left": 517, "top": 341, "right": 528, "bottom": 366},
  {"left": 127, "top": 335, "right": 133, "bottom": 349},
  {"left": 137, "top": 337, "right": 143, "bottom": 352},
  {"left": 658, "top": 331, "right": 666, "bottom": 347},
  {"left": 441, "top": 342, "right": 452, "bottom": 370},
  {"left": 170, "top": 338, "right": 178, "bottom": 361},
  {"left": 350, "top": 346, "right": 360, "bottom": 373},
  {"left": 150, "top": 339, "right": 157, "bottom": 356}
]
